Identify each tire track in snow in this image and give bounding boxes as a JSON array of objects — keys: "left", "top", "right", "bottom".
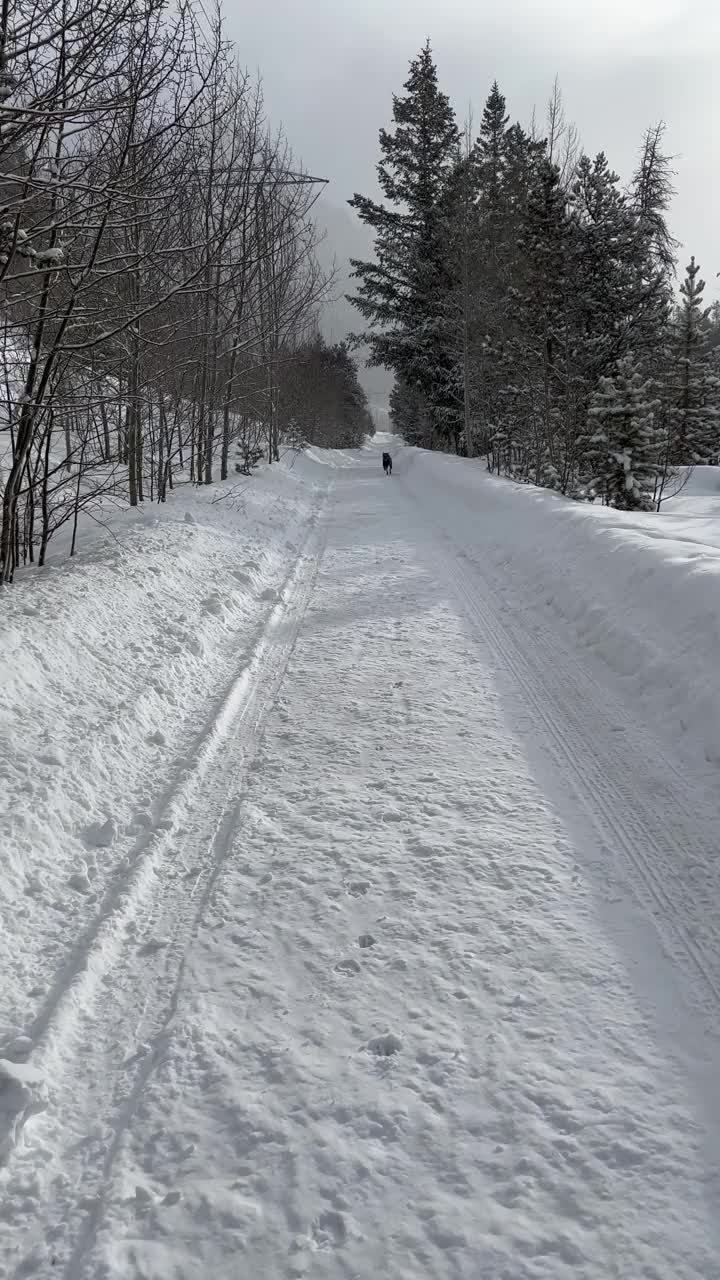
[
  {"left": 0, "top": 488, "right": 330, "bottom": 1277},
  {"left": 413, "top": 502, "right": 720, "bottom": 1025}
]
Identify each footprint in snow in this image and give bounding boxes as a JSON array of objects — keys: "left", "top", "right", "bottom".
[
  {"left": 335, "top": 957, "right": 361, "bottom": 976},
  {"left": 130, "top": 811, "right": 154, "bottom": 830},
  {"left": 201, "top": 594, "right": 224, "bottom": 616},
  {"left": 132, "top": 1185, "right": 181, "bottom": 1215},
  {"left": 138, "top": 938, "right": 169, "bottom": 956},
  {"left": 310, "top": 1209, "right": 347, "bottom": 1249},
  {"left": 347, "top": 880, "right": 371, "bottom": 897},
  {"left": 68, "top": 867, "right": 92, "bottom": 894},
  {"left": 367, "top": 1032, "right": 402, "bottom": 1058}
]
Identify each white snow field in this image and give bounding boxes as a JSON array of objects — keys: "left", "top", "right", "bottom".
[{"left": 2, "top": 437, "right": 720, "bottom": 1279}]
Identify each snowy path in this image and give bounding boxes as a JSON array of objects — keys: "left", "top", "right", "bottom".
[{"left": 3, "top": 443, "right": 720, "bottom": 1278}]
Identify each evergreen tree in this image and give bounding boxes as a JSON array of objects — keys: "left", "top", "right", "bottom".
[
  {"left": 470, "top": 91, "right": 545, "bottom": 460},
  {"left": 705, "top": 303, "right": 720, "bottom": 359},
  {"left": 584, "top": 355, "right": 662, "bottom": 508},
  {"left": 625, "top": 124, "right": 677, "bottom": 477},
  {"left": 504, "top": 149, "right": 664, "bottom": 491},
  {"left": 631, "top": 123, "right": 678, "bottom": 276},
  {"left": 475, "top": 81, "right": 510, "bottom": 250},
  {"left": 503, "top": 124, "right": 546, "bottom": 240},
  {"left": 570, "top": 153, "right": 641, "bottom": 382},
  {"left": 507, "top": 157, "right": 575, "bottom": 485},
  {"left": 389, "top": 378, "right": 434, "bottom": 447},
  {"left": 348, "top": 43, "right": 459, "bottom": 448},
  {"left": 438, "top": 125, "right": 483, "bottom": 456},
  {"left": 667, "top": 258, "right": 720, "bottom": 463},
  {"left": 349, "top": 48, "right": 692, "bottom": 498}
]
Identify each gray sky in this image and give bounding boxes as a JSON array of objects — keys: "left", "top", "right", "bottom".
[{"left": 229, "top": 0, "right": 720, "bottom": 407}]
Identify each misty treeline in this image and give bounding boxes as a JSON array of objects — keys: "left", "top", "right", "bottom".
[
  {"left": 0, "top": 0, "right": 371, "bottom": 584},
  {"left": 350, "top": 44, "right": 720, "bottom": 510}
]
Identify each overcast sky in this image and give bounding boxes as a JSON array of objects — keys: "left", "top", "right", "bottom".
[{"left": 229, "top": 0, "right": 720, "bottom": 405}]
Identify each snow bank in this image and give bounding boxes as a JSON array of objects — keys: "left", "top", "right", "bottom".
[
  {"left": 400, "top": 451, "right": 720, "bottom": 775},
  {"left": 301, "top": 446, "right": 360, "bottom": 470},
  {"left": 0, "top": 449, "right": 354, "bottom": 1049}
]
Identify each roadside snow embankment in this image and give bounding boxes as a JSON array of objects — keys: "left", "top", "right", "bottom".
[
  {"left": 0, "top": 452, "right": 340, "bottom": 1059},
  {"left": 401, "top": 452, "right": 720, "bottom": 775}
]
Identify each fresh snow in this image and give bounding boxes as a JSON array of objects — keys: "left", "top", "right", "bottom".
[{"left": 2, "top": 437, "right": 720, "bottom": 1278}]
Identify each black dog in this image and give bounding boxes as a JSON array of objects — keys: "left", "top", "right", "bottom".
[{"left": 382, "top": 452, "right": 392, "bottom": 476}]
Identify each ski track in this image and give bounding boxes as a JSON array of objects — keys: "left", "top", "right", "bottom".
[
  {"left": 4, "top": 444, "right": 720, "bottom": 1278},
  {"left": 9, "top": 491, "right": 328, "bottom": 1052},
  {"left": 419, "top": 514, "right": 720, "bottom": 1022},
  {"left": 0, "top": 488, "right": 330, "bottom": 1274}
]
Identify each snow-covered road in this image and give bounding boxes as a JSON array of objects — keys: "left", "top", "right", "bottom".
[{"left": 3, "top": 439, "right": 720, "bottom": 1278}]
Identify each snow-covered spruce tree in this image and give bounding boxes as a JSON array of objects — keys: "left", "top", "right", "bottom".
[
  {"left": 583, "top": 355, "right": 662, "bottom": 508},
  {"left": 555, "top": 151, "right": 647, "bottom": 490},
  {"left": 501, "top": 146, "right": 670, "bottom": 495},
  {"left": 706, "top": 303, "right": 720, "bottom": 360},
  {"left": 666, "top": 258, "right": 720, "bottom": 465},
  {"left": 625, "top": 124, "right": 678, "bottom": 503},
  {"left": 470, "top": 84, "right": 515, "bottom": 463},
  {"left": 570, "top": 154, "right": 645, "bottom": 381},
  {"left": 475, "top": 82, "right": 510, "bottom": 261},
  {"left": 481, "top": 121, "right": 546, "bottom": 476},
  {"left": 444, "top": 85, "right": 544, "bottom": 468},
  {"left": 437, "top": 117, "right": 483, "bottom": 457},
  {"left": 434, "top": 91, "right": 535, "bottom": 461},
  {"left": 505, "top": 156, "right": 576, "bottom": 486},
  {"left": 348, "top": 43, "right": 459, "bottom": 449},
  {"left": 389, "top": 378, "right": 434, "bottom": 447}
]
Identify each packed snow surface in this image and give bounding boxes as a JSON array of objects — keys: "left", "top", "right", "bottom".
[{"left": 2, "top": 438, "right": 720, "bottom": 1278}]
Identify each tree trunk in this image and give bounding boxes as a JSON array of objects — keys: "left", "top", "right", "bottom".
[
  {"left": 100, "top": 396, "right": 111, "bottom": 461},
  {"left": 70, "top": 442, "right": 85, "bottom": 556},
  {"left": 157, "top": 400, "right": 164, "bottom": 502},
  {"left": 38, "top": 423, "right": 53, "bottom": 567},
  {"left": 204, "top": 406, "right": 215, "bottom": 484},
  {"left": 221, "top": 403, "right": 231, "bottom": 480},
  {"left": 136, "top": 408, "right": 144, "bottom": 503}
]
